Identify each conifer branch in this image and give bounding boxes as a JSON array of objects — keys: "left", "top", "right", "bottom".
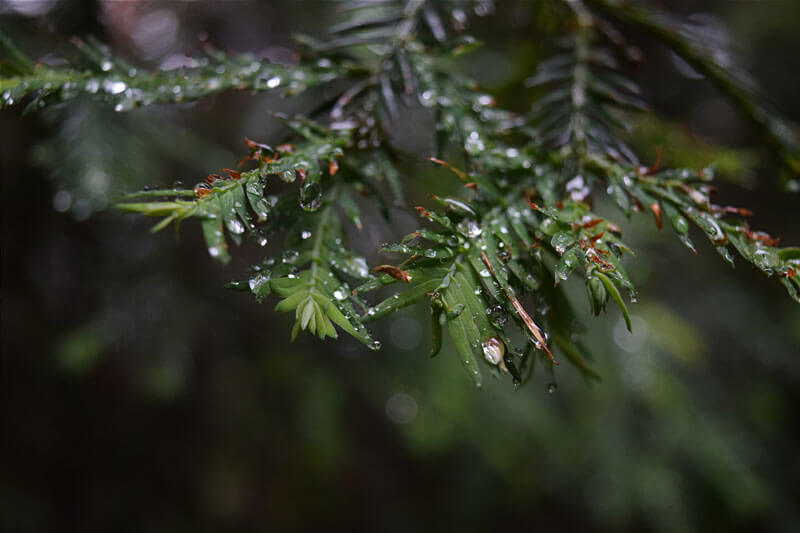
[
  {"left": 4, "top": 1, "right": 798, "bottom": 388},
  {"left": 0, "top": 35, "right": 348, "bottom": 113}
]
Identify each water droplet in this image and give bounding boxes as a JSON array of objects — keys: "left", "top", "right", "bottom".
[
  {"left": 547, "top": 382, "right": 558, "bottom": 394},
  {"left": 420, "top": 89, "right": 436, "bottom": 106},
  {"left": 482, "top": 337, "right": 505, "bottom": 365},
  {"left": 457, "top": 219, "right": 482, "bottom": 238},
  {"left": 299, "top": 183, "right": 322, "bottom": 211},
  {"left": 228, "top": 218, "right": 245, "bottom": 234},
  {"left": 84, "top": 79, "right": 99, "bottom": 94},
  {"left": 479, "top": 268, "right": 491, "bottom": 278},
  {"left": 266, "top": 76, "right": 281, "bottom": 88},
  {"left": 249, "top": 273, "right": 270, "bottom": 292},
  {"left": 333, "top": 288, "right": 347, "bottom": 301},
  {"left": 369, "top": 340, "right": 382, "bottom": 351},
  {"left": 486, "top": 305, "right": 507, "bottom": 327},
  {"left": 100, "top": 60, "right": 113, "bottom": 72},
  {"left": 566, "top": 175, "right": 590, "bottom": 202},
  {"left": 301, "top": 230, "right": 312, "bottom": 240},
  {"left": 464, "top": 131, "right": 486, "bottom": 154},
  {"left": 105, "top": 80, "right": 127, "bottom": 95},
  {"left": 476, "top": 94, "right": 494, "bottom": 106}
]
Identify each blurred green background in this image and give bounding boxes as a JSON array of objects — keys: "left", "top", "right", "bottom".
[{"left": 1, "top": 1, "right": 799, "bottom": 531}]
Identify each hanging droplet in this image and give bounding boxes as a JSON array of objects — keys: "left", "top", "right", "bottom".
[
  {"left": 547, "top": 382, "right": 558, "bottom": 394},
  {"left": 481, "top": 337, "right": 505, "bottom": 365},
  {"left": 254, "top": 230, "right": 268, "bottom": 247},
  {"left": 299, "top": 183, "right": 322, "bottom": 211},
  {"left": 249, "top": 272, "right": 270, "bottom": 293},
  {"left": 486, "top": 305, "right": 507, "bottom": 328}
]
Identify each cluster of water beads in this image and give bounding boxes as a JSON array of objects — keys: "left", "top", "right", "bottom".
[
  {"left": 566, "top": 175, "right": 591, "bottom": 202},
  {"left": 456, "top": 219, "right": 482, "bottom": 238},
  {"left": 3, "top": 46, "right": 346, "bottom": 115}
]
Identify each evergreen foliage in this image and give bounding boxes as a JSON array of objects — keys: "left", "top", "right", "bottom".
[{"left": 3, "top": 0, "right": 798, "bottom": 387}]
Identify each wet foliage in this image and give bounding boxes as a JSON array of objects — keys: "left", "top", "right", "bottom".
[
  {"left": 3, "top": 0, "right": 798, "bottom": 388},
  {"left": 0, "top": 35, "right": 343, "bottom": 113}
]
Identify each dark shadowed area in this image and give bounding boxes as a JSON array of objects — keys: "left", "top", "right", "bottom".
[{"left": 1, "top": 1, "right": 799, "bottom": 532}]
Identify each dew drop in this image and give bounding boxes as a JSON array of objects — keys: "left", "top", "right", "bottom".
[
  {"left": 547, "top": 382, "right": 558, "bottom": 394},
  {"left": 249, "top": 273, "right": 269, "bottom": 292},
  {"left": 106, "top": 81, "right": 127, "bottom": 95},
  {"left": 486, "top": 305, "right": 507, "bottom": 327},
  {"left": 420, "top": 89, "right": 436, "bottom": 106},
  {"left": 79, "top": 77, "right": 98, "bottom": 96},
  {"left": 481, "top": 337, "right": 505, "bottom": 365},
  {"left": 464, "top": 131, "right": 486, "bottom": 154},
  {"left": 299, "top": 183, "right": 322, "bottom": 211},
  {"left": 457, "top": 219, "right": 482, "bottom": 238},
  {"left": 229, "top": 219, "right": 245, "bottom": 234}
]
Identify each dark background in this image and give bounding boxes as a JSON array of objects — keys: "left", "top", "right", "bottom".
[{"left": 1, "top": 1, "right": 799, "bottom": 531}]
